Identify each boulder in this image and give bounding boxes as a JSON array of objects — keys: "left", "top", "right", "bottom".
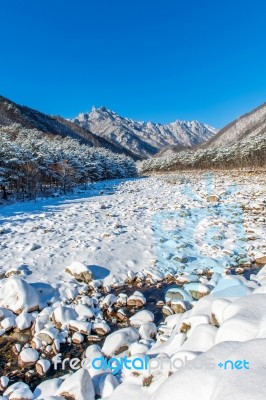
[
  {"left": 127, "top": 291, "right": 146, "bottom": 307},
  {"left": 65, "top": 261, "right": 93, "bottom": 283},
  {"left": 0, "top": 278, "right": 39, "bottom": 314},
  {"left": 18, "top": 348, "right": 39, "bottom": 368},
  {"left": 102, "top": 327, "right": 139, "bottom": 357},
  {"left": 57, "top": 369, "right": 95, "bottom": 400}
]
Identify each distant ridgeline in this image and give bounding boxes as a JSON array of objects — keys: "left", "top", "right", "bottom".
[{"left": 139, "top": 103, "right": 266, "bottom": 173}]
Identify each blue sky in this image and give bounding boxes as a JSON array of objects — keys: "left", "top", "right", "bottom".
[{"left": 1, "top": 0, "right": 266, "bottom": 128}]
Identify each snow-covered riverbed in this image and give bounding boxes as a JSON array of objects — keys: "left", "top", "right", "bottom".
[
  {"left": 0, "top": 172, "right": 266, "bottom": 400},
  {"left": 1, "top": 173, "right": 265, "bottom": 287}
]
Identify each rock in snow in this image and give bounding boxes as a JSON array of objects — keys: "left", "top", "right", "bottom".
[
  {"left": 127, "top": 291, "right": 146, "bottom": 307},
  {"left": 0, "top": 173, "right": 266, "bottom": 399},
  {"left": 18, "top": 348, "right": 39, "bottom": 367},
  {"left": 102, "top": 327, "right": 140, "bottom": 357},
  {"left": 129, "top": 310, "right": 154, "bottom": 327},
  {"left": 57, "top": 369, "right": 95, "bottom": 400},
  {"left": 65, "top": 261, "right": 93, "bottom": 283},
  {"left": 0, "top": 278, "right": 39, "bottom": 314}
]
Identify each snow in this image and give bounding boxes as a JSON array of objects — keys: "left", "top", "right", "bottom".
[
  {"left": 0, "top": 278, "right": 40, "bottom": 313},
  {"left": 33, "top": 378, "right": 63, "bottom": 399},
  {"left": 56, "top": 369, "right": 95, "bottom": 400},
  {"left": 98, "top": 373, "right": 119, "bottom": 398},
  {"left": 36, "top": 359, "right": 51, "bottom": 375},
  {"left": 9, "top": 387, "right": 34, "bottom": 400},
  {"left": 102, "top": 327, "right": 140, "bottom": 357},
  {"left": 19, "top": 348, "right": 39, "bottom": 364},
  {"left": 0, "top": 173, "right": 266, "bottom": 399},
  {"left": 1, "top": 175, "right": 264, "bottom": 290},
  {"left": 151, "top": 339, "right": 266, "bottom": 400},
  {"left": 72, "top": 106, "right": 217, "bottom": 159},
  {"left": 15, "top": 311, "right": 33, "bottom": 330},
  {"left": 65, "top": 261, "right": 93, "bottom": 283},
  {"left": 0, "top": 177, "right": 175, "bottom": 288},
  {"left": 129, "top": 310, "right": 154, "bottom": 327}
]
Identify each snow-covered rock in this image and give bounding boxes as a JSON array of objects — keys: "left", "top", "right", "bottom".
[
  {"left": 129, "top": 310, "right": 154, "bottom": 327},
  {"left": 139, "top": 322, "right": 157, "bottom": 340},
  {"left": 37, "top": 328, "right": 59, "bottom": 344},
  {"left": 102, "top": 327, "right": 140, "bottom": 357},
  {"left": 69, "top": 320, "right": 92, "bottom": 335},
  {"left": 0, "top": 316, "right": 16, "bottom": 331},
  {"left": 36, "top": 359, "right": 51, "bottom": 376},
  {"left": 18, "top": 347, "right": 39, "bottom": 367},
  {"left": 9, "top": 387, "right": 34, "bottom": 400},
  {"left": 99, "top": 373, "right": 119, "bottom": 398},
  {"left": 127, "top": 291, "right": 146, "bottom": 307},
  {"left": 92, "top": 320, "right": 111, "bottom": 336},
  {"left": 75, "top": 304, "right": 95, "bottom": 319},
  {"left": 0, "top": 376, "right": 9, "bottom": 391},
  {"left": 52, "top": 305, "right": 78, "bottom": 329},
  {"left": 33, "top": 378, "right": 63, "bottom": 399},
  {"left": 4, "top": 382, "right": 31, "bottom": 398},
  {"left": 15, "top": 312, "right": 33, "bottom": 331},
  {"left": 0, "top": 278, "right": 39, "bottom": 314},
  {"left": 65, "top": 261, "right": 93, "bottom": 283},
  {"left": 72, "top": 332, "right": 84, "bottom": 344},
  {"left": 57, "top": 369, "right": 95, "bottom": 400}
]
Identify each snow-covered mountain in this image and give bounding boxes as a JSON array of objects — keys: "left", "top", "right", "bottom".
[
  {"left": 0, "top": 95, "right": 138, "bottom": 159},
  {"left": 139, "top": 102, "right": 266, "bottom": 173},
  {"left": 71, "top": 106, "right": 217, "bottom": 159},
  {"left": 204, "top": 102, "right": 266, "bottom": 148}
]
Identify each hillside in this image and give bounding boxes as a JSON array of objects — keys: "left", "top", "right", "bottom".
[
  {"left": 204, "top": 102, "right": 266, "bottom": 148},
  {"left": 139, "top": 102, "right": 266, "bottom": 173},
  {"left": 0, "top": 96, "right": 137, "bottom": 159}
]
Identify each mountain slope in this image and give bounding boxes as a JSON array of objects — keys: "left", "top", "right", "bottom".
[
  {"left": 0, "top": 95, "right": 137, "bottom": 159},
  {"left": 71, "top": 106, "right": 217, "bottom": 159},
  {"left": 204, "top": 102, "right": 266, "bottom": 149},
  {"left": 139, "top": 102, "right": 266, "bottom": 173}
]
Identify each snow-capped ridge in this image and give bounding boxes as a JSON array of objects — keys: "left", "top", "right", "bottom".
[{"left": 72, "top": 106, "right": 217, "bottom": 159}]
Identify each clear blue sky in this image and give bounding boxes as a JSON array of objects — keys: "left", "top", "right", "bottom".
[{"left": 1, "top": 0, "right": 266, "bottom": 128}]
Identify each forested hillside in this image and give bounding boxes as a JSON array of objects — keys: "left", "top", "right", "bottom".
[
  {"left": 0, "top": 128, "right": 136, "bottom": 201},
  {"left": 139, "top": 104, "right": 266, "bottom": 173}
]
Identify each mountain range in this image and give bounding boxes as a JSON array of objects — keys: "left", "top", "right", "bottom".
[
  {"left": 140, "top": 102, "right": 266, "bottom": 173},
  {"left": 1, "top": 94, "right": 265, "bottom": 170},
  {"left": 0, "top": 95, "right": 217, "bottom": 160},
  {"left": 71, "top": 106, "right": 217, "bottom": 159},
  {"left": 0, "top": 95, "right": 138, "bottom": 158}
]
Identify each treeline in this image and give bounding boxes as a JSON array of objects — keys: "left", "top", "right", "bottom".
[
  {"left": 0, "top": 128, "right": 137, "bottom": 200},
  {"left": 139, "top": 132, "right": 266, "bottom": 173}
]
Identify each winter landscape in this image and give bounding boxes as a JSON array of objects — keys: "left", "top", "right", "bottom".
[
  {"left": 0, "top": 93, "right": 266, "bottom": 400},
  {"left": 1, "top": 1, "right": 266, "bottom": 398}
]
